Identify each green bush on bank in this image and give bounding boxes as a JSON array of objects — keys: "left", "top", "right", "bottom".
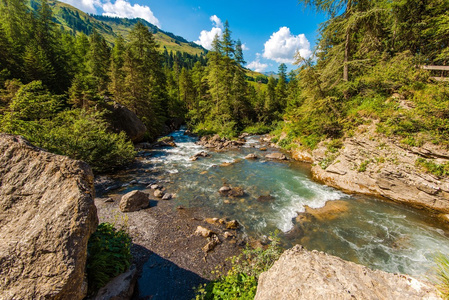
[
  {"left": 195, "top": 233, "right": 282, "bottom": 300},
  {"left": 0, "top": 81, "right": 136, "bottom": 172},
  {"left": 86, "top": 222, "right": 132, "bottom": 295}
]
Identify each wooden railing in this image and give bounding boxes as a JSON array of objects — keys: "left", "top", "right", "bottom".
[{"left": 420, "top": 65, "right": 449, "bottom": 81}]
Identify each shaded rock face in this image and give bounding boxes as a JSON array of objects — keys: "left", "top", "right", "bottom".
[
  {"left": 0, "top": 134, "right": 98, "bottom": 300},
  {"left": 255, "top": 245, "right": 440, "bottom": 300},
  {"left": 292, "top": 122, "right": 449, "bottom": 213},
  {"left": 107, "top": 102, "right": 147, "bottom": 142}
]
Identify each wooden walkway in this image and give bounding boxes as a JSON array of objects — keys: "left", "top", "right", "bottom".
[{"left": 420, "top": 65, "right": 449, "bottom": 81}]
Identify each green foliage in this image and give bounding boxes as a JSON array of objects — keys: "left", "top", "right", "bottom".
[
  {"left": 195, "top": 233, "right": 283, "bottom": 300},
  {"left": 242, "top": 123, "right": 272, "bottom": 135},
  {"left": 434, "top": 254, "right": 449, "bottom": 299},
  {"left": 358, "top": 159, "right": 371, "bottom": 172},
  {"left": 415, "top": 158, "right": 449, "bottom": 178},
  {"left": 87, "top": 222, "right": 132, "bottom": 295}
]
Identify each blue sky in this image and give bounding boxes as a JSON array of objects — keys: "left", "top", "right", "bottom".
[{"left": 59, "top": 0, "right": 327, "bottom": 73}]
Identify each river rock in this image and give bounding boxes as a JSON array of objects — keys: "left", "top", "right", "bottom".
[
  {"left": 202, "top": 235, "right": 220, "bottom": 253},
  {"left": 255, "top": 245, "right": 440, "bottom": 300},
  {"left": 228, "top": 187, "right": 245, "bottom": 197},
  {"left": 162, "top": 193, "right": 172, "bottom": 200},
  {"left": 195, "top": 226, "right": 214, "bottom": 238},
  {"left": 0, "top": 134, "right": 98, "bottom": 300},
  {"left": 219, "top": 186, "right": 232, "bottom": 193},
  {"left": 95, "top": 265, "right": 137, "bottom": 300},
  {"left": 150, "top": 184, "right": 161, "bottom": 190},
  {"left": 265, "top": 153, "right": 288, "bottom": 160},
  {"left": 106, "top": 101, "right": 147, "bottom": 142},
  {"left": 154, "top": 189, "right": 165, "bottom": 198},
  {"left": 257, "top": 194, "right": 275, "bottom": 203},
  {"left": 245, "top": 153, "right": 259, "bottom": 159},
  {"left": 119, "top": 190, "right": 150, "bottom": 212},
  {"left": 226, "top": 220, "right": 240, "bottom": 230},
  {"left": 302, "top": 200, "right": 350, "bottom": 221}
]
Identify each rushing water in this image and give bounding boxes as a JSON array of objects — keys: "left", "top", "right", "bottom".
[{"left": 108, "top": 128, "right": 449, "bottom": 279}]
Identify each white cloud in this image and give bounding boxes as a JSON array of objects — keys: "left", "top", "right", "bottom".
[
  {"left": 58, "top": 0, "right": 161, "bottom": 27},
  {"left": 247, "top": 58, "right": 268, "bottom": 72},
  {"left": 242, "top": 43, "right": 250, "bottom": 51},
  {"left": 194, "top": 15, "right": 224, "bottom": 50},
  {"left": 263, "top": 27, "right": 311, "bottom": 64},
  {"left": 59, "top": 0, "right": 101, "bottom": 14},
  {"left": 102, "top": 0, "right": 160, "bottom": 28}
]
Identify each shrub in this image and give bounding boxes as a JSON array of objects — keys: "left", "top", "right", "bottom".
[
  {"left": 195, "top": 233, "right": 282, "bottom": 300},
  {"left": 86, "top": 222, "right": 132, "bottom": 295},
  {"left": 434, "top": 254, "right": 449, "bottom": 298}
]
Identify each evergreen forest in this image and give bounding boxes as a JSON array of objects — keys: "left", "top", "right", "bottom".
[{"left": 0, "top": 0, "right": 448, "bottom": 173}]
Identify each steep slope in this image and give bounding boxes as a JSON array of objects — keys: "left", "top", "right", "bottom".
[{"left": 29, "top": 0, "right": 206, "bottom": 56}]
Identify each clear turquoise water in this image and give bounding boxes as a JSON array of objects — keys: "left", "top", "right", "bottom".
[{"left": 109, "top": 128, "right": 449, "bottom": 279}]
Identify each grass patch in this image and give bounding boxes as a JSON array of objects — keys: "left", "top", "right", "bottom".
[
  {"left": 358, "top": 160, "right": 371, "bottom": 172},
  {"left": 416, "top": 158, "right": 449, "bottom": 178}
]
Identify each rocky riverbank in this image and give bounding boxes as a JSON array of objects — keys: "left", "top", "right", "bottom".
[
  {"left": 94, "top": 187, "right": 246, "bottom": 299},
  {"left": 288, "top": 122, "right": 449, "bottom": 215}
]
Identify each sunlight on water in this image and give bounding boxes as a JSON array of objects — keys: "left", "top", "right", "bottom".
[{"left": 113, "top": 128, "right": 449, "bottom": 279}]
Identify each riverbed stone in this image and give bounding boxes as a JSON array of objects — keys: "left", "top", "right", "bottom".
[
  {"left": 245, "top": 153, "right": 259, "bottom": 159},
  {"left": 255, "top": 245, "right": 440, "bottom": 300},
  {"left": 226, "top": 220, "right": 240, "bottom": 230},
  {"left": 0, "top": 134, "right": 98, "bottom": 300},
  {"left": 120, "top": 190, "right": 150, "bottom": 212},
  {"left": 219, "top": 186, "right": 232, "bottom": 193},
  {"left": 195, "top": 226, "right": 214, "bottom": 238},
  {"left": 162, "top": 193, "right": 173, "bottom": 200},
  {"left": 154, "top": 189, "right": 164, "bottom": 198},
  {"left": 95, "top": 265, "right": 137, "bottom": 300},
  {"left": 265, "top": 152, "right": 288, "bottom": 160},
  {"left": 228, "top": 187, "right": 245, "bottom": 197}
]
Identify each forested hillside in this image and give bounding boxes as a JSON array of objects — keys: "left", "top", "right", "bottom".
[
  {"left": 276, "top": 0, "right": 449, "bottom": 153},
  {"left": 0, "top": 0, "right": 276, "bottom": 172},
  {"left": 1, "top": 0, "right": 447, "bottom": 174}
]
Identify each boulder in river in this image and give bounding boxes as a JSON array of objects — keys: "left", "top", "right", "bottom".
[
  {"left": 255, "top": 245, "right": 439, "bottom": 300},
  {"left": 302, "top": 200, "right": 350, "bottom": 222},
  {"left": 245, "top": 153, "right": 259, "bottom": 160},
  {"left": 228, "top": 187, "right": 245, "bottom": 197},
  {"left": 265, "top": 152, "right": 288, "bottom": 160},
  {"left": 119, "top": 190, "right": 150, "bottom": 212},
  {"left": 219, "top": 186, "right": 232, "bottom": 193},
  {"left": 0, "top": 134, "right": 98, "bottom": 300},
  {"left": 257, "top": 194, "right": 275, "bottom": 203},
  {"left": 226, "top": 220, "right": 240, "bottom": 230}
]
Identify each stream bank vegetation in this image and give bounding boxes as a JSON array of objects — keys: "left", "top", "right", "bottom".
[{"left": 195, "top": 233, "right": 282, "bottom": 300}]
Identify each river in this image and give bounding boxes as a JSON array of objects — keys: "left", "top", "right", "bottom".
[{"left": 107, "top": 127, "right": 449, "bottom": 279}]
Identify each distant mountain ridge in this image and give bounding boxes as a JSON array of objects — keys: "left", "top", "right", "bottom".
[{"left": 28, "top": 0, "right": 206, "bottom": 56}]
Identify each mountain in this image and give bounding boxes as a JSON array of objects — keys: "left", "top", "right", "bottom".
[{"left": 28, "top": 0, "right": 206, "bottom": 56}]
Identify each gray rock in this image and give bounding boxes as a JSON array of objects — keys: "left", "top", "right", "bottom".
[
  {"left": 219, "top": 186, "right": 232, "bottom": 193},
  {"left": 245, "top": 153, "right": 259, "bottom": 159},
  {"left": 0, "top": 134, "right": 98, "bottom": 300},
  {"left": 119, "top": 190, "right": 150, "bottom": 212},
  {"left": 162, "top": 193, "right": 172, "bottom": 200},
  {"left": 154, "top": 189, "right": 164, "bottom": 198},
  {"left": 95, "top": 265, "right": 137, "bottom": 300},
  {"left": 255, "top": 245, "right": 440, "bottom": 300},
  {"left": 265, "top": 153, "right": 288, "bottom": 160},
  {"left": 150, "top": 184, "right": 161, "bottom": 190}
]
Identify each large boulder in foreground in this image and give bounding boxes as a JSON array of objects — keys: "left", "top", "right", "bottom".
[
  {"left": 106, "top": 101, "right": 147, "bottom": 142},
  {"left": 0, "top": 134, "right": 98, "bottom": 300},
  {"left": 255, "top": 245, "right": 440, "bottom": 300}
]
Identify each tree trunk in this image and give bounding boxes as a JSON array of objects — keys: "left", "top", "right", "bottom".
[{"left": 343, "top": 27, "right": 350, "bottom": 82}]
